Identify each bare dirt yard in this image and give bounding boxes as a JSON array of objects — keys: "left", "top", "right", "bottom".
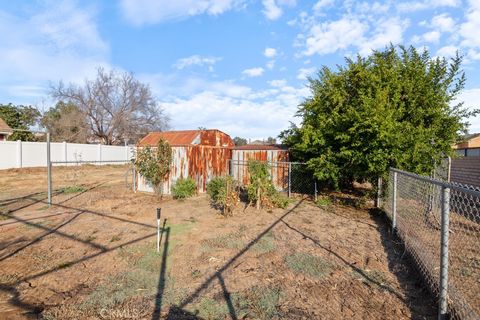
[{"left": 0, "top": 166, "right": 436, "bottom": 319}]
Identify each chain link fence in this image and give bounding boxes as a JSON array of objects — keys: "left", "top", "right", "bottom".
[
  {"left": 229, "top": 160, "right": 317, "bottom": 198},
  {"left": 381, "top": 168, "right": 480, "bottom": 320}
]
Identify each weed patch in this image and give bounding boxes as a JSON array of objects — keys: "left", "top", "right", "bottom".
[
  {"left": 285, "top": 252, "right": 333, "bottom": 278},
  {"left": 252, "top": 231, "right": 276, "bottom": 254},
  {"left": 60, "top": 185, "right": 88, "bottom": 194},
  {"left": 315, "top": 197, "right": 332, "bottom": 207}
]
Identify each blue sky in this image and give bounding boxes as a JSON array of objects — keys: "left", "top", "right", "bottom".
[{"left": 0, "top": 0, "right": 479, "bottom": 139}]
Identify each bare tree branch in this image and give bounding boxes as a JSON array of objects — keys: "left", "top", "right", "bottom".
[{"left": 50, "top": 67, "right": 170, "bottom": 145}]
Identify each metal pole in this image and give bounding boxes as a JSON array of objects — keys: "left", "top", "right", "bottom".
[
  {"left": 447, "top": 156, "right": 451, "bottom": 182},
  {"left": 47, "top": 132, "right": 52, "bottom": 207},
  {"left": 376, "top": 177, "right": 382, "bottom": 208},
  {"left": 288, "top": 162, "right": 292, "bottom": 198},
  {"left": 133, "top": 166, "right": 137, "bottom": 192},
  {"left": 314, "top": 181, "right": 318, "bottom": 202},
  {"left": 156, "top": 208, "right": 161, "bottom": 253},
  {"left": 438, "top": 186, "right": 450, "bottom": 320},
  {"left": 392, "top": 172, "right": 397, "bottom": 230}
]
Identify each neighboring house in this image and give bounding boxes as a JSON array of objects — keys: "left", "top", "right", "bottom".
[
  {"left": 0, "top": 117, "right": 13, "bottom": 141},
  {"left": 136, "top": 129, "right": 234, "bottom": 194},
  {"left": 451, "top": 133, "right": 480, "bottom": 189},
  {"left": 232, "top": 144, "right": 289, "bottom": 191},
  {"left": 454, "top": 133, "right": 480, "bottom": 157}
]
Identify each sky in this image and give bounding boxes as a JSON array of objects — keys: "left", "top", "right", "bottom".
[{"left": 0, "top": 0, "right": 479, "bottom": 139}]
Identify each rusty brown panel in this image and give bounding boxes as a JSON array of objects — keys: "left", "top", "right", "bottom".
[{"left": 200, "top": 130, "right": 235, "bottom": 147}]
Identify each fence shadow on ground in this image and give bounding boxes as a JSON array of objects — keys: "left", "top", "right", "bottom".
[
  {"left": 0, "top": 188, "right": 164, "bottom": 317},
  {"left": 368, "top": 207, "right": 437, "bottom": 318},
  {"left": 159, "top": 199, "right": 306, "bottom": 319}
]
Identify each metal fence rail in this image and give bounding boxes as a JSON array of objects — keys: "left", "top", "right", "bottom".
[{"left": 382, "top": 168, "right": 480, "bottom": 320}]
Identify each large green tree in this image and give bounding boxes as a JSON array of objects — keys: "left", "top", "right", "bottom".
[
  {"left": 0, "top": 103, "right": 40, "bottom": 141},
  {"left": 281, "top": 46, "right": 477, "bottom": 188}
]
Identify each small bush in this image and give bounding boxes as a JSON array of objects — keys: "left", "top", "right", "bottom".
[
  {"left": 171, "top": 177, "right": 197, "bottom": 199},
  {"left": 206, "top": 176, "right": 239, "bottom": 214},
  {"left": 247, "top": 160, "right": 289, "bottom": 210}
]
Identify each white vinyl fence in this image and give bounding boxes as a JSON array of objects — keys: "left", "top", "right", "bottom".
[{"left": 0, "top": 140, "right": 135, "bottom": 170}]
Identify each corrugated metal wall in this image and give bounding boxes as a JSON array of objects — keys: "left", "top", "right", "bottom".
[
  {"left": 451, "top": 157, "right": 480, "bottom": 189},
  {"left": 137, "top": 145, "right": 231, "bottom": 194},
  {"left": 231, "top": 149, "right": 289, "bottom": 191}
]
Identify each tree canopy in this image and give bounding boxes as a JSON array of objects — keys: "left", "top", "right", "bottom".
[
  {"left": 281, "top": 46, "right": 477, "bottom": 188},
  {"left": 41, "top": 101, "right": 89, "bottom": 143},
  {"left": 51, "top": 67, "right": 169, "bottom": 145},
  {"left": 233, "top": 136, "right": 248, "bottom": 146},
  {"left": 0, "top": 103, "right": 40, "bottom": 141}
]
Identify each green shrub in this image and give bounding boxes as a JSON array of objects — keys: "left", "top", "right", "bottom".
[
  {"left": 171, "top": 177, "right": 197, "bottom": 199},
  {"left": 247, "top": 160, "right": 289, "bottom": 209},
  {"left": 206, "top": 176, "right": 238, "bottom": 214}
]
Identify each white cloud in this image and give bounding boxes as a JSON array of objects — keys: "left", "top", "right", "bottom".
[
  {"left": 262, "top": 0, "right": 296, "bottom": 20},
  {"left": 262, "top": 0, "right": 282, "bottom": 20},
  {"left": 120, "top": 0, "right": 244, "bottom": 25},
  {"left": 242, "top": 67, "right": 265, "bottom": 77},
  {"left": 422, "top": 30, "right": 441, "bottom": 43},
  {"left": 459, "top": 6, "right": 480, "bottom": 49},
  {"left": 431, "top": 14, "right": 455, "bottom": 32},
  {"left": 436, "top": 45, "right": 459, "bottom": 58},
  {"left": 173, "top": 55, "right": 221, "bottom": 70},
  {"left": 397, "top": 0, "right": 460, "bottom": 12},
  {"left": 268, "top": 79, "right": 287, "bottom": 87},
  {"left": 358, "top": 18, "right": 407, "bottom": 55},
  {"left": 303, "top": 17, "right": 367, "bottom": 56},
  {"left": 454, "top": 88, "right": 480, "bottom": 133},
  {"left": 264, "top": 47, "right": 277, "bottom": 58},
  {"left": 313, "top": 0, "right": 335, "bottom": 14},
  {"left": 0, "top": 1, "right": 109, "bottom": 102},
  {"left": 266, "top": 60, "right": 275, "bottom": 69},
  {"left": 297, "top": 67, "right": 316, "bottom": 80},
  {"left": 154, "top": 79, "right": 309, "bottom": 139}
]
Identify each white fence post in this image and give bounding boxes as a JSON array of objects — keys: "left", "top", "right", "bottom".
[
  {"left": 97, "top": 144, "right": 102, "bottom": 163},
  {"left": 63, "top": 141, "right": 67, "bottom": 162},
  {"left": 16, "top": 140, "right": 22, "bottom": 168}
]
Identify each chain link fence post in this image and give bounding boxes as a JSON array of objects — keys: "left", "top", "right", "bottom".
[
  {"left": 288, "top": 162, "right": 292, "bottom": 198},
  {"left": 438, "top": 185, "right": 450, "bottom": 320},
  {"left": 47, "top": 131, "right": 52, "bottom": 207},
  {"left": 392, "top": 171, "right": 397, "bottom": 230}
]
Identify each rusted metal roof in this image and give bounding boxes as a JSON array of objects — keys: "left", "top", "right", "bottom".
[
  {"left": 0, "top": 117, "right": 13, "bottom": 133},
  {"left": 138, "top": 129, "right": 234, "bottom": 147},
  {"left": 233, "top": 144, "right": 287, "bottom": 150}
]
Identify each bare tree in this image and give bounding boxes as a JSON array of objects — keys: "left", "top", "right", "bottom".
[{"left": 51, "top": 67, "right": 169, "bottom": 145}]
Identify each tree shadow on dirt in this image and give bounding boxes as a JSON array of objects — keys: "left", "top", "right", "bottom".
[
  {"left": 368, "top": 207, "right": 437, "bottom": 319},
  {"left": 159, "top": 200, "right": 305, "bottom": 319}
]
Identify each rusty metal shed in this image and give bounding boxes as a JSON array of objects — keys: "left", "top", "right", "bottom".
[
  {"left": 231, "top": 145, "right": 289, "bottom": 191},
  {"left": 136, "top": 129, "right": 234, "bottom": 194}
]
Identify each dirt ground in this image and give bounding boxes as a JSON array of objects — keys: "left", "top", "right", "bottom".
[{"left": 0, "top": 166, "right": 436, "bottom": 319}]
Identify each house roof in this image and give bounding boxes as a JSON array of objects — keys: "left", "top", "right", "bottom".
[
  {"left": 0, "top": 117, "right": 13, "bottom": 134},
  {"left": 138, "top": 129, "right": 234, "bottom": 147},
  {"left": 233, "top": 144, "right": 287, "bottom": 151},
  {"left": 462, "top": 133, "right": 480, "bottom": 141}
]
